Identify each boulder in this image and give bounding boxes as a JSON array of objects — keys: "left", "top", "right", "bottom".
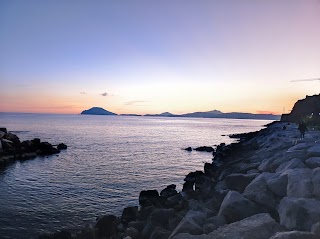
[
  {"left": 38, "top": 142, "right": 60, "bottom": 155},
  {"left": 270, "top": 231, "right": 318, "bottom": 239},
  {"left": 243, "top": 174, "right": 277, "bottom": 211},
  {"left": 0, "top": 131, "right": 5, "bottom": 139},
  {"left": 57, "top": 143, "right": 67, "bottom": 150},
  {"left": 139, "top": 190, "right": 160, "bottom": 207},
  {"left": 225, "top": 173, "right": 257, "bottom": 193},
  {"left": 160, "top": 184, "right": 177, "bottom": 198},
  {"left": 95, "top": 214, "right": 119, "bottom": 238},
  {"left": 311, "top": 168, "right": 320, "bottom": 199},
  {"left": 276, "top": 158, "right": 306, "bottom": 173},
  {"left": 123, "top": 227, "right": 139, "bottom": 239},
  {"left": 169, "top": 210, "right": 206, "bottom": 237},
  {"left": 0, "top": 128, "right": 7, "bottom": 134},
  {"left": 194, "top": 146, "right": 215, "bottom": 152},
  {"left": 173, "top": 213, "right": 283, "bottom": 239},
  {"left": 202, "top": 223, "right": 217, "bottom": 234},
  {"left": 307, "top": 146, "right": 320, "bottom": 157},
  {"left": 150, "top": 227, "right": 171, "bottom": 239},
  {"left": 3, "top": 133, "right": 20, "bottom": 145},
  {"left": 121, "top": 206, "right": 138, "bottom": 224},
  {"left": 266, "top": 173, "right": 288, "bottom": 198},
  {"left": 306, "top": 157, "right": 320, "bottom": 169},
  {"left": 286, "top": 168, "right": 313, "bottom": 198},
  {"left": 218, "top": 191, "right": 261, "bottom": 223},
  {"left": 278, "top": 197, "right": 320, "bottom": 231}
]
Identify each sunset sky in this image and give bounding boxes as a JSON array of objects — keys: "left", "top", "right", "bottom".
[{"left": 1, "top": 0, "right": 320, "bottom": 115}]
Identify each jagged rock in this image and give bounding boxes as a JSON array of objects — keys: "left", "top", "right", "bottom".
[
  {"left": 150, "top": 227, "right": 171, "bottom": 239},
  {"left": 161, "top": 184, "right": 177, "bottom": 198},
  {"left": 266, "top": 173, "right": 288, "bottom": 198},
  {"left": 141, "top": 208, "right": 177, "bottom": 238},
  {"left": 307, "top": 146, "right": 320, "bottom": 157},
  {"left": 225, "top": 173, "right": 258, "bottom": 193},
  {"left": 173, "top": 213, "right": 283, "bottom": 239},
  {"left": 169, "top": 210, "right": 206, "bottom": 237},
  {"left": 95, "top": 214, "right": 119, "bottom": 238},
  {"left": 57, "top": 143, "right": 67, "bottom": 150},
  {"left": 194, "top": 146, "right": 215, "bottom": 152},
  {"left": 286, "top": 168, "right": 313, "bottom": 198},
  {"left": 276, "top": 158, "right": 306, "bottom": 173},
  {"left": 218, "top": 191, "right": 261, "bottom": 223},
  {"left": 278, "top": 197, "right": 320, "bottom": 231},
  {"left": 243, "top": 173, "right": 277, "bottom": 211},
  {"left": 306, "top": 157, "right": 320, "bottom": 168},
  {"left": 121, "top": 206, "right": 138, "bottom": 224},
  {"left": 139, "top": 190, "right": 160, "bottom": 207},
  {"left": 270, "top": 231, "right": 318, "bottom": 239}
]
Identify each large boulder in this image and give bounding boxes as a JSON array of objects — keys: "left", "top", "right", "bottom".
[
  {"left": 285, "top": 168, "right": 313, "bottom": 198},
  {"left": 266, "top": 173, "right": 288, "bottom": 198},
  {"left": 121, "top": 206, "right": 138, "bottom": 224},
  {"left": 95, "top": 214, "right": 119, "bottom": 238},
  {"left": 160, "top": 184, "right": 178, "bottom": 198},
  {"left": 139, "top": 190, "right": 160, "bottom": 207},
  {"left": 173, "top": 213, "right": 283, "bottom": 239},
  {"left": 3, "top": 132, "right": 20, "bottom": 146},
  {"left": 306, "top": 157, "right": 320, "bottom": 169},
  {"left": 169, "top": 210, "right": 206, "bottom": 237},
  {"left": 218, "top": 191, "right": 261, "bottom": 223},
  {"left": 311, "top": 168, "right": 320, "bottom": 199},
  {"left": 225, "top": 173, "right": 258, "bottom": 193},
  {"left": 307, "top": 146, "right": 320, "bottom": 157},
  {"left": 243, "top": 173, "right": 277, "bottom": 211},
  {"left": 270, "top": 231, "right": 318, "bottom": 239},
  {"left": 278, "top": 197, "right": 320, "bottom": 231},
  {"left": 276, "top": 158, "right": 306, "bottom": 173}
]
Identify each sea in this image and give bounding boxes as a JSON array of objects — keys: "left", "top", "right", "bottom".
[{"left": 0, "top": 113, "right": 272, "bottom": 239}]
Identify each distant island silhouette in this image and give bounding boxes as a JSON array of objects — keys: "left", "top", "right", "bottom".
[
  {"left": 81, "top": 107, "right": 117, "bottom": 115},
  {"left": 81, "top": 107, "right": 280, "bottom": 120}
]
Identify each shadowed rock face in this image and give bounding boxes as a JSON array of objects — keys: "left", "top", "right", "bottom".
[{"left": 281, "top": 94, "right": 320, "bottom": 123}]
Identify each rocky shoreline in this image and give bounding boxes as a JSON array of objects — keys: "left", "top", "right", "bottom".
[
  {"left": 37, "top": 121, "right": 320, "bottom": 239},
  {"left": 0, "top": 128, "right": 67, "bottom": 169}
]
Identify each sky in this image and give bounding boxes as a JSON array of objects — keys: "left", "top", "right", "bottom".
[{"left": 1, "top": 0, "right": 320, "bottom": 115}]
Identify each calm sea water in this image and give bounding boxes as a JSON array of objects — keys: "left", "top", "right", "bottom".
[{"left": 0, "top": 113, "right": 272, "bottom": 238}]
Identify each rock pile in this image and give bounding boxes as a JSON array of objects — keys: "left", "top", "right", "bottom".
[{"left": 0, "top": 128, "right": 67, "bottom": 168}]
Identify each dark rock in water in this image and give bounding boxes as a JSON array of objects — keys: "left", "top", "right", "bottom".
[
  {"left": 38, "top": 142, "right": 60, "bottom": 155},
  {"left": 38, "top": 230, "right": 72, "bottom": 239},
  {"left": 160, "top": 184, "right": 177, "bottom": 198},
  {"left": 184, "top": 147, "right": 192, "bottom": 151},
  {"left": 21, "top": 140, "right": 34, "bottom": 151},
  {"left": 0, "top": 128, "right": 7, "bottom": 134},
  {"left": 121, "top": 206, "right": 138, "bottom": 224},
  {"left": 185, "top": 171, "right": 205, "bottom": 183},
  {"left": 194, "top": 146, "right": 215, "bottom": 152},
  {"left": 139, "top": 190, "right": 160, "bottom": 207},
  {"left": 32, "top": 138, "right": 41, "bottom": 145},
  {"left": 4, "top": 133, "right": 20, "bottom": 146},
  {"left": 1, "top": 139, "right": 13, "bottom": 149},
  {"left": 57, "top": 143, "right": 67, "bottom": 150},
  {"left": 95, "top": 214, "right": 119, "bottom": 238}
]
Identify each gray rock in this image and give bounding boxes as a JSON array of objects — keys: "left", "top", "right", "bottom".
[
  {"left": 243, "top": 174, "right": 277, "bottom": 210},
  {"left": 270, "top": 231, "right": 318, "bottom": 239},
  {"left": 202, "top": 223, "right": 217, "bottom": 234},
  {"left": 189, "top": 199, "right": 214, "bottom": 216},
  {"left": 311, "top": 168, "right": 320, "bottom": 199},
  {"left": 307, "top": 146, "right": 320, "bottom": 157},
  {"left": 276, "top": 158, "right": 306, "bottom": 173},
  {"left": 218, "top": 191, "right": 261, "bottom": 223},
  {"left": 169, "top": 210, "right": 206, "bottom": 237},
  {"left": 225, "top": 173, "right": 258, "bottom": 193},
  {"left": 0, "top": 131, "right": 5, "bottom": 139},
  {"left": 311, "top": 222, "right": 320, "bottom": 235},
  {"left": 306, "top": 157, "right": 320, "bottom": 168},
  {"left": 205, "top": 215, "right": 226, "bottom": 228},
  {"left": 286, "top": 168, "right": 313, "bottom": 198},
  {"left": 278, "top": 197, "right": 320, "bottom": 231},
  {"left": 123, "top": 227, "right": 139, "bottom": 239},
  {"left": 173, "top": 213, "right": 283, "bottom": 239},
  {"left": 150, "top": 227, "right": 171, "bottom": 239},
  {"left": 266, "top": 173, "right": 288, "bottom": 198}
]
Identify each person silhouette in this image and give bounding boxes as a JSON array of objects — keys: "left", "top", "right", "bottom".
[{"left": 298, "top": 122, "right": 308, "bottom": 140}]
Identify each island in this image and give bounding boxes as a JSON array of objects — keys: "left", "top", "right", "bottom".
[{"left": 81, "top": 107, "right": 117, "bottom": 115}]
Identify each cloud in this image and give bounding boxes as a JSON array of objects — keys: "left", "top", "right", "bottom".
[
  {"left": 124, "top": 100, "right": 149, "bottom": 106},
  {"left": 80, "top": 92, "right": 87, "bottom": 95},
  {"left": 101, "top": 92, "right": 108, "bottom": 96}
]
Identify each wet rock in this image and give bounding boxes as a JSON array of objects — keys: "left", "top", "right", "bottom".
[
  {"left": 225, "top": 173, "right": 258, "bottom": 193},
  {"left": 194, "top": 146, "right": 215, "bottom": 153},
  {"left": 95, "top": 214, "right": 119, "bottom": 238},
  {"left": 57, "top": 143, "right": 67, "bottom": 150},
  {"left": 218, "top": 191, "right": 261, "bottom": 223},
  {"left": 173, "top": 213, "right": 283, "bottom": 239},
  {"left": 270, "top": 231, "right": 318, "bottom": 239},
  {"left": 121, "top": 206, "right": 138, "bottom": 224},
  {"left": 139, "top": 190, "right": 160, "bottom": 207},
  {"left": 38, "top": 142, "right": 60, "bottom": 155},
  {"left": 278, "top": 197, "right": 320, "bottom": 231},
  {"left": 305, "top": 157, "right": 320, "bottom": 169},
  {"left": 160, "top": 184, "right": 177, "bottom": 198}
]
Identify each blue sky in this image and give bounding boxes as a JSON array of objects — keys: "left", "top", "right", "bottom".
[{"left": 1, "top": 0, "right": 320, "bottom": 114}]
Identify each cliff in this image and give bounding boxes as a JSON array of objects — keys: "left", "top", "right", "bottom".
[{"left": 281, "top": 94, "right": 320, "bottom": 123}]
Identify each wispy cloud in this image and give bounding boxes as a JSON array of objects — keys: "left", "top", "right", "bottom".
[
  {"left": 101, "top": 92, "right": 108, "bottom": 97},
  {"left": 124, "top": 100, "right": 149, "bottom": 106},
  {"left": 80, "top": 92, "right": 87, "bottom": 95}
]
